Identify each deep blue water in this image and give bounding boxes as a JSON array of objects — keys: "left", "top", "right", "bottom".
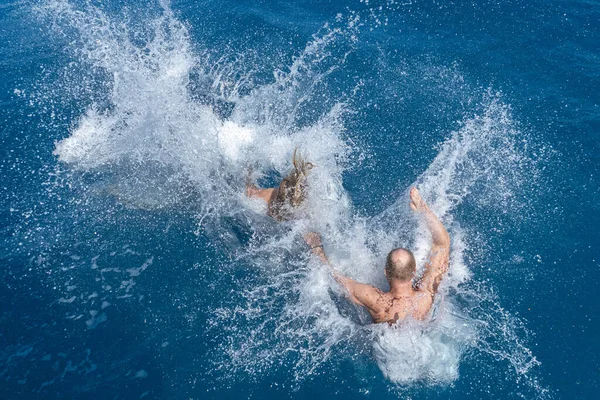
[{"left": 1, "top": 0, "right": 599, "bottom": 399}]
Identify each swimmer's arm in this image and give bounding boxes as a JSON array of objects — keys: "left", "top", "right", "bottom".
[
  {"left": 245, "top": 168, "right": 277, "bottom": 203},
  {"left": 247, "top": 187, "right": 277, "bottom": 203},
  {"left": 303, "top": 232, "right": 384, "bottom": 308},
  {"left": 419, "top": 245, "right": 449, "bottom": 296},
  {"left": 335, "top": 276, "right": 385, "bottom": 310},
  {"left": 304, "top": 232, "right": 331, "bottom": 265},
  {"left": 410, "top": 187, "right": 450, "bottom": 295}
]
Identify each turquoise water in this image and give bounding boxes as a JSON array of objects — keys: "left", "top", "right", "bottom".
[{"left": 1, "top": 0, "right": 598, "bottom": 398}]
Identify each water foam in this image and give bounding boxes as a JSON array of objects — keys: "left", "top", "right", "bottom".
[
  {"left": 43, "top": 0, "right": 354, "bottom": 226},
  {"left": 38, "top": 0, "right": 546, "bottom": 395},
  {"left": 210, "top": 99, "right": 544, "bottom": 392}
]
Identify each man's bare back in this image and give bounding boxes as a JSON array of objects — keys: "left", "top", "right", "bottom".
[
  {"left": 305, "top": 187, "right": 450, "bottom": 325},
  {"left": 361, "top": 289, "right": 434, "bottom": 324}
]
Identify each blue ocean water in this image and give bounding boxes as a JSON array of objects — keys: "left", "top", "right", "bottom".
[{"left": 1, "top": 0, "right": 598, "bottom": 398}]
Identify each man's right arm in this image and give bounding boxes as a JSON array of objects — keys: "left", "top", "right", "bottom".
[
  {"left": 409, "top": 188, "right": 450, "bottom": 296},
  {"left": 303, "top": 232, "right": 384, "bottom": 310}
]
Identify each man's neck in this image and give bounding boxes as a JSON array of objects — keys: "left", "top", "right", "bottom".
[{"left": 388, "top": 280, "right": 413, "bottom": 296}]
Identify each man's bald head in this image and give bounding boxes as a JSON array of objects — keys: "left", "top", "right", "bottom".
[{"left": 385, "top": 248, "right": 416, "bottom": 282}]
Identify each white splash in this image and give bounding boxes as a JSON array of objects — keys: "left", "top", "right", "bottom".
[
  {"left": 39, "top": 0, "right": 544, "bottom": 395},
  {"left": 217, "top": 121, "right": 256, "bottom": 163}
]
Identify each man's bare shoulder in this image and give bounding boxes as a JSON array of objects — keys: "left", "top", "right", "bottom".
[
  {"left": 409, "top": 289, "right": 435, "bottom": 320},
  {"left": 354, "top": 282, "right": 386, "bottom": 302},
  {"left": 352, "top": 283, "right": 389, "bottom": 311},
  {"left": 375, "top": 290, "right": 434, "bottom": 323}
]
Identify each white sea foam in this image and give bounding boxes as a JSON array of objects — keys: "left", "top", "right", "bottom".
[
  {"left": 217, "top": 121, "right": 256, "bottom": 163},
  {"left": 209, "top": 99, "right": 542, "bottom": 391},
  {"left": 39, "top": 0, "right": 545, "bottom": 394}
]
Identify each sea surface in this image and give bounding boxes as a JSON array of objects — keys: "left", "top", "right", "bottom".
[{"left": 1, "top": 0, "right": 598, "bottom": 399}]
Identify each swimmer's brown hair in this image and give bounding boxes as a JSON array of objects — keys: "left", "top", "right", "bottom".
[{"left": 269, "top": 148, "right": 314, "bottom": 221}]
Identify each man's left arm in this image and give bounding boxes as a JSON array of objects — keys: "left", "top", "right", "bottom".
[{"left": 409, "top": 188, "right": 450, "bottom": 296}]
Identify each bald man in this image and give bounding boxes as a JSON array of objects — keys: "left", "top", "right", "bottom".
[{"left": 304, "top": 188, "right": 450, "bottom": 324}]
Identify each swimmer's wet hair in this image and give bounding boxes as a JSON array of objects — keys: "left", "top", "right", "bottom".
[{"left": 269, "top": 148, "right": 314, "bottom": 221}]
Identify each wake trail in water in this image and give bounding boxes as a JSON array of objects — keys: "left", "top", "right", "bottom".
[{"left": 36, "top": 0, "right": 549, "bottom": 397}]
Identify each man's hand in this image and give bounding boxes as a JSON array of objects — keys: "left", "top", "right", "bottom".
[
  {"left": 304, "top": 232, "right": 322, "bottom": 249},
  {"left": 409, "top": 187, "right": 428, "bottom": 212}
]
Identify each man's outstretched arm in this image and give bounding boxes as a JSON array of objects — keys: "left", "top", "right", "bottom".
[
  {"left": 303, "top": 232, "right": 383, "bottom": 308},
  {"left": 409, "top": 187, "right": 450, "bottom": 295}
]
